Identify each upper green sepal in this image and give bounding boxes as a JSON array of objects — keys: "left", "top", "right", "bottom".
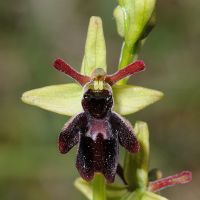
[
  {"left": 81, "top": 16, "right": 107, "bottom": 76},
  {"left": 21, "top": 84, "right": 163, "bottom": 116}
]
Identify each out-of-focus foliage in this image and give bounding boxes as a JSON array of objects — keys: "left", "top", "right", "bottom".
[{"left": 0, "top": 0, "right": 199, "bottom": 200}]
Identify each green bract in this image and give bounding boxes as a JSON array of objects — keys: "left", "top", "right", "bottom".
[
  {"left": 114, "top": 0, "right": 156, "bottom": 85},
  {"left": 116, "top": 0, "right": 156, "bottom": 45}
]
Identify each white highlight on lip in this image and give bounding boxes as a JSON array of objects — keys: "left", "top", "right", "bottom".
[{"left": 86, "top": 118, "right": 110, "bottom": 141}]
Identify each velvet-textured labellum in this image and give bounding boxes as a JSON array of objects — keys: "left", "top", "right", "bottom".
[{"left": 53, "top": 58, "right": 145, "bottom": 182}]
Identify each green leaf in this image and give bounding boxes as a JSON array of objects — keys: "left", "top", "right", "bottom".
[
  {"left": 81, "top": 16, "right": 107, "bottom": 76},
  {"left": 113, "top": 85, "right": 163, "bottom": 115},
  {"left": 124, "top": 122, "right": 149, "bottom": 190},
  {"left": 74, "top": 178, "right": 92, "bottom": 200},
  {"left": 21, "top": 83, "right": 82, "bottom": 116}
]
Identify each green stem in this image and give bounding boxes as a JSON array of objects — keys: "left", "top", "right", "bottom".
[
  {"left": 92, "top": 173, "right": 106, "bottom": 200},
  {"left": 118, "top": 42, "right": 139, "bottom": 85}
]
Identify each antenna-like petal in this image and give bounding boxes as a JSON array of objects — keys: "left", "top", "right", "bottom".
[
  {"left": 53, "top": 58, "right": 91, "bottom": 86},
  {"left": 105, "top": 61, "right": 145, "bottom": 85}
]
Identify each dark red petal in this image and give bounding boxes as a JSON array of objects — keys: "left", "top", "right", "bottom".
[
  {"left": 59, "top": 112, "right": 88, "bottom": 154},
  {"left": 105, "top": 60, "right": 145, "bottom": 85},
  {"left": 110, "top": 112, "right": 139, "bottom": 153},
  {"left": 149, "top": 171, "right": 192, "bottom": 192},
  {"left": 53, "top": 58, "right": 91, "bottom": 86},
  {"left": 76, "top": 135, "right": 94, "bottom": 181}
]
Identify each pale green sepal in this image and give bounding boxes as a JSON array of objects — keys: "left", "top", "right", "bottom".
[
  {"left": 124, "top": 122, "right": 149, "bottom": 190},
  {"left": 81, "top": 16, "right": 107, "bottom": 76},
  {"left": 142, "top": 191, "right": 168, "bottom": 200},
  {"left": 113, "top": 85, "right": 163, "bottom": 115},
  {"left": 113, "top": 6, "right": 125, "bottom": 37},
  {"left": 74, "top": 178, "right": 92, "bottom": 200},
  {"left": 21, "top": 83, "right": 82, "bottom": 116}
]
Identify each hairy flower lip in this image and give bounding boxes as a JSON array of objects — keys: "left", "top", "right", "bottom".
[
  {"left": 53, "top": 56, "right": 147, "bottom": 182},
  {"left": 59, "top": 111, "right": 139, "bottom": 183}
]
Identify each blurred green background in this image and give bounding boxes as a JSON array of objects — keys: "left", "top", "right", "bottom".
[{"left": 0, "top": 0, "right": 199, "bottom": 199}]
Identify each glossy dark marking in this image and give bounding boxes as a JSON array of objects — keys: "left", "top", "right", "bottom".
[{"left": 82, "top": 89, "right": 113, "bottom": 119}]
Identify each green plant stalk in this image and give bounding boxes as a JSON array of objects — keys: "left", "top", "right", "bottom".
[
  {"left": 92, "top": 173, "right": 106, "bottom": 200},
  {"left": 118, "top": 42, "right": 139, "bottom": 85}
]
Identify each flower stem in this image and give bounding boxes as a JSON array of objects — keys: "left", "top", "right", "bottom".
[
  {"left": 118, "top": 42, "right": 139, "bottom": 85},
  {"left": 92, "top": 173, "right": 106, "bottom": 200}
]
